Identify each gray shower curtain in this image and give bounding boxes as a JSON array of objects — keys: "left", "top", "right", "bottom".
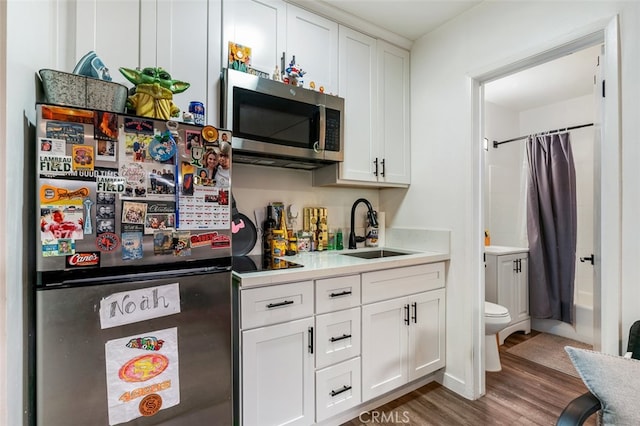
[{"left": 526, "top": 132, "right": 577, "bottom": 324}]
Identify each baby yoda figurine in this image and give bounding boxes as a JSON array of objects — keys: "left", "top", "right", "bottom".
[{"left": 119, "top": 67, "right": 190, "bottom": 120}]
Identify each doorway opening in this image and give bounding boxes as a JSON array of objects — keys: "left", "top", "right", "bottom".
[
  {"left": 483, "top": 43, "right": 601, "bottom": 345},
  {"left": 471, "top": 17, "right": 621, "bottom": 399}
]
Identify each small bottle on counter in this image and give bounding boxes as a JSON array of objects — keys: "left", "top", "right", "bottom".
[
  {"left": 271, "top": 230, "right": 287, "bottom": 256},
  {"left": 365, "top": 216, "right": 379, "bottom": 247},
  {"left": 327, "top": 229, "right": 336, "bottom": 250},
  {"left": 336, "top": 228, "right": 344, "bottom": 250},
  {"left": 262, "top": 205, "right": 277, "bottom": 256},
  {"left": 287, "top": 236, "right": 298, "bottom": 256}
]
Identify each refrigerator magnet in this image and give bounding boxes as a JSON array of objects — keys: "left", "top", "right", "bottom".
[
  {"left": 201, "top": 125, "right": 218, "bottom": 143},
  {"left": 96, "top": 232, "right": 120, "bottom": 252},
  {"left": 148, "top": 131, "right": 177, "bottom": 162}
]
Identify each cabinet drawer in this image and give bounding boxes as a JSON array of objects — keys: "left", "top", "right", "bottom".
[
  {"left": 315, "top": 307, "right": 361, "bottom": 369},
  {"left": 241, "top": 281, "right": 314, "bottom": 329},
  {"left": 316, "top": 357, "right": 361, "bottom": 422},
  {"left": 362, "top": 263, "right": 445, "bottom": 304},
  {"left": 315, "top": 275, "right": 361, "bottom": 314}
]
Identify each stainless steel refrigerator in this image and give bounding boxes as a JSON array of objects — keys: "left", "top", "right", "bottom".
[{"left": 34, "top": 103, "right": 234, "bottom": 425}]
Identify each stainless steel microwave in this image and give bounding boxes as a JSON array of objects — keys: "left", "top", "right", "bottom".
[{"left": 221, "top": 68, "right": 344, "bottom": 169}]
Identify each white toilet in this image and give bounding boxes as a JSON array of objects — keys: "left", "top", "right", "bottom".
[{"left": 485, "top": 301, "right": 511, "bottom": 372}]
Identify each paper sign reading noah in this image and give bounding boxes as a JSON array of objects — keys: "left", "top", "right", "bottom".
[{"left": 100, "top": 283, "right": 181, "bottom": 329}]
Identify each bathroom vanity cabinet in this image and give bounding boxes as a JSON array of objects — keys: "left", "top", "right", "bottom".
[{"left": 485, "top": 247, "right": 531, "bottom": 344}]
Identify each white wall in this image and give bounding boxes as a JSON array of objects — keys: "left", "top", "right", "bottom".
[
  {"left": 5, "top": 2, "right": 67, "bottom": 424},
  {"left": 484, "top": 101, "right": 523, "bottom": 246},
  {"left": 0, "top": 1, "right": 6, "bottom": 424},
  {"left": 396, "top": 1, "right": 640, "bottom": 399}
]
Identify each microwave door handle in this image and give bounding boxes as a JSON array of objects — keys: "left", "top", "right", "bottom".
[{"left": 316, "top": 104, "right": 326, "bottom": 153}]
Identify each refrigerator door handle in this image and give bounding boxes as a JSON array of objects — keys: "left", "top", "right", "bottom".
[{"left": 40, "top": 264, "right": 232, "bottom": 287}]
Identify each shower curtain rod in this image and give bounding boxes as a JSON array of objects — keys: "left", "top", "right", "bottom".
[{"left": 492, "top": 123, "right": 594, "bottom": 149}]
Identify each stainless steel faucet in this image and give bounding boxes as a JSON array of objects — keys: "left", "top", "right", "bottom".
[{"left": 349, "top": 198, "right": 378, "bottom": 249}]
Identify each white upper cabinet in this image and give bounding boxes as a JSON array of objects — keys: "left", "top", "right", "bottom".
[
  {"left": 336, "top": 25, "right": 378, "bottom": 182},
  {"left": 222, "top": 0, "right": 286, "bottom": 77},
  {"left": 377, "top": 40, "right": 411, "bottom": 185},
  {"left": 142, "top": 0, "right": 211, "bottom": 121},
  {"left": 314, "top": 31, "right": 411, "bottom": 187},
  {"left": 75, "top": 0, "right": 141, "bottom": 88},
  {"left": 74, "top": 0, "right": 216, "bottom": 123},
  {"left": 285, "top": 4, "right": 338, "bottom": 94}
]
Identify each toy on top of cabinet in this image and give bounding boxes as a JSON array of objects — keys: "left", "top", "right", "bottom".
[
  {"left": 282, "top": 55, "right": 306, "bottom": 87},
  {"left": 119, "top": 66, "right": 190, "bottom": 120}
]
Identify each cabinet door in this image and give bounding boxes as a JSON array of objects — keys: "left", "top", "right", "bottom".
[
  {"left": 146, "top": 0, "right": 211, "bottom": 120},
  {"left": 361, "top": 297, "right": 408, "bottom": 401},
  {"left": 75, "top": 0, "right": 141, "bottom": 87},
  {"left": 286, "top": 3, "right": 338, "bottom": 94},
  {"left": 377, "top": 40, "right": 410, "bottom": 185},
  {"left": 223, "top": 0, "right": 286, "bottom": 76},
  {"left": 242, "top": 317, "right": 314, "bottom": 426},
  {"left": 513, "top": 255, "right": 529, "bottom": 322},
  {"left": 407, "top": 289, "right": 446, "bottom": 381},
  {"left": 496, "top": 254, "right": 516, "bottom": 324},
  {"left": 76, "top": 0, "right": 213, "bottom": 122},
  {"left": 496, "top": 253, "right": 529, "bottom": 323},
  {"left": 337, "top": 26, "right": 378, "bottom": 183}
]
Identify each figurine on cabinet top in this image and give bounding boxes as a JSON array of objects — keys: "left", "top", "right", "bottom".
[
  {"left": 283, "top": 56, "right": 306, "bottom": 87},
  {"left": 119, "top": 67, "right": 190, "bottom": 120}
]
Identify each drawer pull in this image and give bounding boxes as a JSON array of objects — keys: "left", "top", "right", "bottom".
[
  {"left": 266, "top": 300, "right": 294, "bottom": 309},
  {"left": 329, "top": 290, "right": 352, "bottom": 298},
  {"left": 329, "top": 333, "right": 352, "bottom": 343},
  {"left": 330, "top": 385, "right": 352, "bottom": 397}
]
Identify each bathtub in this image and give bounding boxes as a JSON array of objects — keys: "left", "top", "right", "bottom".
[{"left": 531, "top": 292, "right": 593, "bottom": 345}]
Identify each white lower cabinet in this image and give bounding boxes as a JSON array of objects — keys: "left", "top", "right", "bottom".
[
  {"left": 485, "top": 251, "right": 530, "bottom": 344},
  {"left": 315, "top": 307, "right": 361, "bottom": 369},
  {"left": 242, "top": 317, "right": 315, "bottom": 426},
  {"left": 407, "top": 290, "right": 446, "bottom": 381},
  {"left": 361, "top": 297, "right": 408, "bottom": 398},
  {"left": 315, "top": 357, "right": 361, "bottom": 422},
  {"left": 361, "top": 267, "right": 446, "bottom": 401},
  {"left": 238, "top": 263, "right": 445, "bottom": 425}
]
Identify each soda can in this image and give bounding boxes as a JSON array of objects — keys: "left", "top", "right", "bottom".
[{"left": 189, "top": 101, "right": 205, "bottom": 126}]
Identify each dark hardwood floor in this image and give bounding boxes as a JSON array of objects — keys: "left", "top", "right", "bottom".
[{"left": 341, "top": 331, "right": 596, "bottom": 426}]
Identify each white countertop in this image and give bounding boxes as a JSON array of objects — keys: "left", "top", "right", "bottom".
[
  {"left": 484, "top": 245, "right": 529, "bottom": 255},
  {"left": 233, "top": 247, "right": 450, "bottom": 288}
]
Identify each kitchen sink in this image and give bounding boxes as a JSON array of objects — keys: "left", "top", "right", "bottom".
[{"left": 341, "top": 249, "right": 411, "bottom": 259}]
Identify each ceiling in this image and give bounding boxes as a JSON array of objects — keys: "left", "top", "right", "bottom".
[
  {"left": 318, "top": 0, "right": 483, "bottom": 41},
  {"left": 306, "top": 0, "right": 600, "bottom": 112},
  {"left": 484, "top": 44, "right": 601, "bottom": 112}
]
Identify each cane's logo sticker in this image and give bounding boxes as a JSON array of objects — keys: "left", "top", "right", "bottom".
[
  {"left": 126, "top": 336, "right": 165, "bottom": 351},
  {"left": 65, "top": 251, "right": 100, "bottom": 268},
  {"left": 139, "top": 393, "right": 163, "bottom": 417},
  {"left": 119, "top": 354, "right": 169, "bottom": 383},
  {"left": 96, "top": 232, "right": 119, "bottom": 252},
  {"left": 190, "top": 231, "right": 218, "bottom": 248}
]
